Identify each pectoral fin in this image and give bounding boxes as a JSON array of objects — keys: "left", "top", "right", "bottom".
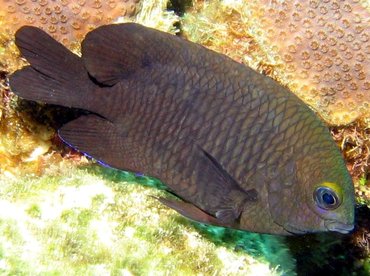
[
  {"left": 214, "top": 188, "right": 258, "bottom": 223},
  {"left": 215, "top": 209, "right": 242, "bottom": 225},
  {"left": 157, "top": 197, "right": 230, "bottom": 227},
  {"left": 185, "top": 146, "right": 258, "bottom": 223}
]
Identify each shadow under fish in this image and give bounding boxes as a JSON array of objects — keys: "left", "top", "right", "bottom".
[{"left": 9, "top": 23, "right": 355, "bottom": 235}]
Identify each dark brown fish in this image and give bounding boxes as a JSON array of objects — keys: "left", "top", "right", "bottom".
[{"left": 10, "top": 23, "right": 355, "bottom": 235}]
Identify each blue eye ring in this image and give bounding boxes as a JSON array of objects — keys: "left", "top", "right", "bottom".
[{"left": 314, "top": 187, "right": 340, "bottom": 210}]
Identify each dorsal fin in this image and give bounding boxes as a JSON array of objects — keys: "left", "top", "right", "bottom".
[{"left": 81, "top": 23, "right": 228, "bottom": 86}]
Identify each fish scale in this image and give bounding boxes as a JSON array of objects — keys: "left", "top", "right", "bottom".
[{"left": 9, "top": 23, "right": 355, "bottom": 235}]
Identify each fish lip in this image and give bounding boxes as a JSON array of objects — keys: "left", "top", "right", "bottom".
[
  {"left": 324, "top": 220, "right": 354, "bottom": 234},
  {"left": 283, "top": 221, "right": 354, "bottom": 235}
]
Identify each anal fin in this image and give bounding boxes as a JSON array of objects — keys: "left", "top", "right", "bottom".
[{"left": 58, "top": 114, "right": 147, "bottom": 173}]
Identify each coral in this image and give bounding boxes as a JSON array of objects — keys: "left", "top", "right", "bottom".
[
  {"left": 0, "top": 0, "right": 140, "bottom": 46},
  {"left": 0, "top": 164, "right": 290, "bottom": 275},
  {"left": 0, "top": 0, "right": 140, "bottom": 73},
  {"left": 182, "top": 0, "right": 370, "bottom": 126}
]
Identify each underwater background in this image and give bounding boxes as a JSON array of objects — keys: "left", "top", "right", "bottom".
[{"left": 0, "top": 0, "right": 369, "bottom": 275}]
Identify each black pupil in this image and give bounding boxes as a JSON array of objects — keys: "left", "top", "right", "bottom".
[{"left": 322, "top": 192, "right": 335, "bottom": 205}]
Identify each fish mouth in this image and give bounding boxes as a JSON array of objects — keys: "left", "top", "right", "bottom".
[
  {"left": 324, "top": 220, "right": 354, "bottom": 234},
  {"left": 282, "top": 221, "right": 354, "bottom": 235}
]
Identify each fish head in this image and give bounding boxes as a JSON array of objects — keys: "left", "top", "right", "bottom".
[
  {"left": 266, "top": 147, "right": 355, "bottom": 235},
  {"left": 305, "top": 152, "right": 355, "bottom": 234}
]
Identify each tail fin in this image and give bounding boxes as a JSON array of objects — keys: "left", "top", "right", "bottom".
[{"left": 9, "top": 26, "right": 91, "bottom": 109}]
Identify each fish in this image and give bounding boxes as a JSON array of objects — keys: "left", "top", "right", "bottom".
[{"left": 9, "top": 23, "right": 355, "bottom": 235}]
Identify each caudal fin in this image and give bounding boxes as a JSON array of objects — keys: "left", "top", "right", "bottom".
[{"left": 9, "top": 26, "right": 91, "bottom": 109}]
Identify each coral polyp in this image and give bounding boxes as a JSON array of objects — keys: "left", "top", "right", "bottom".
[
  {"left": 248, "top": 0, "right": 370, "bottom": 125},
  {"left": 0, "top": 0, "right": 140, "bottom": 47},
  {"left": 183, "top": 0, "right": 370, "bottom": 126}
]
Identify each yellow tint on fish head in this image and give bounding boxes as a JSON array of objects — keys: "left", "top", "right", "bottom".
[
  {"left": 299, "top": 164, "right": 355, "bottom": 234},
  {"left": 309, "top": 179, "right": 354, "bottom": 233},
  {"left": 265, "top": 152, "right": 355, "bottom": 235},
  {"left": 313, "top": 182, "right": 343, "bottom": 211}
]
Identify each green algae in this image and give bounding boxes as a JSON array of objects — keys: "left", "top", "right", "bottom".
[
  {"left": 0, "top": 164, "right": 294, "bottom": 275},
  {"left": 356, "top": 175, "right": 370, "bottom": 207},
  {"left": 26, "top": 204, "right": 42, "bottom": 219}
]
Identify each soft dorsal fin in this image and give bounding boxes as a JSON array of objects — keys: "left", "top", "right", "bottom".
[{"left": 81, "top": 23, "right": 228, "bottom": 86}]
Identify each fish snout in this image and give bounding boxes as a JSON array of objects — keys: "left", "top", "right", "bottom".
[{"left": 324, "top": 220, "right": 354, "bottom": 234}]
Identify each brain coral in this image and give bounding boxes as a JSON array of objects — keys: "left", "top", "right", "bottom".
[
  {"left": 243, "top": 0, "right": 370, "bottom": 125},
  {"left": 0, "top": 0, "right": 140, "bottom": 47}
]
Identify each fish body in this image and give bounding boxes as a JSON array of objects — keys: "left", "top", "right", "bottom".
[{"left": 10, "top": 23, "right": 355, "bottom": 235}]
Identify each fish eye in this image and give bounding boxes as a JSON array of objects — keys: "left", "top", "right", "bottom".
[{"left": 314, "top": 186, "right": 341, "bottom": 210}]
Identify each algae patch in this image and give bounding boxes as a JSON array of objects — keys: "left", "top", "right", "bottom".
[{"left": 0, "top": 165, "right": 291, "bottom": 275}]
